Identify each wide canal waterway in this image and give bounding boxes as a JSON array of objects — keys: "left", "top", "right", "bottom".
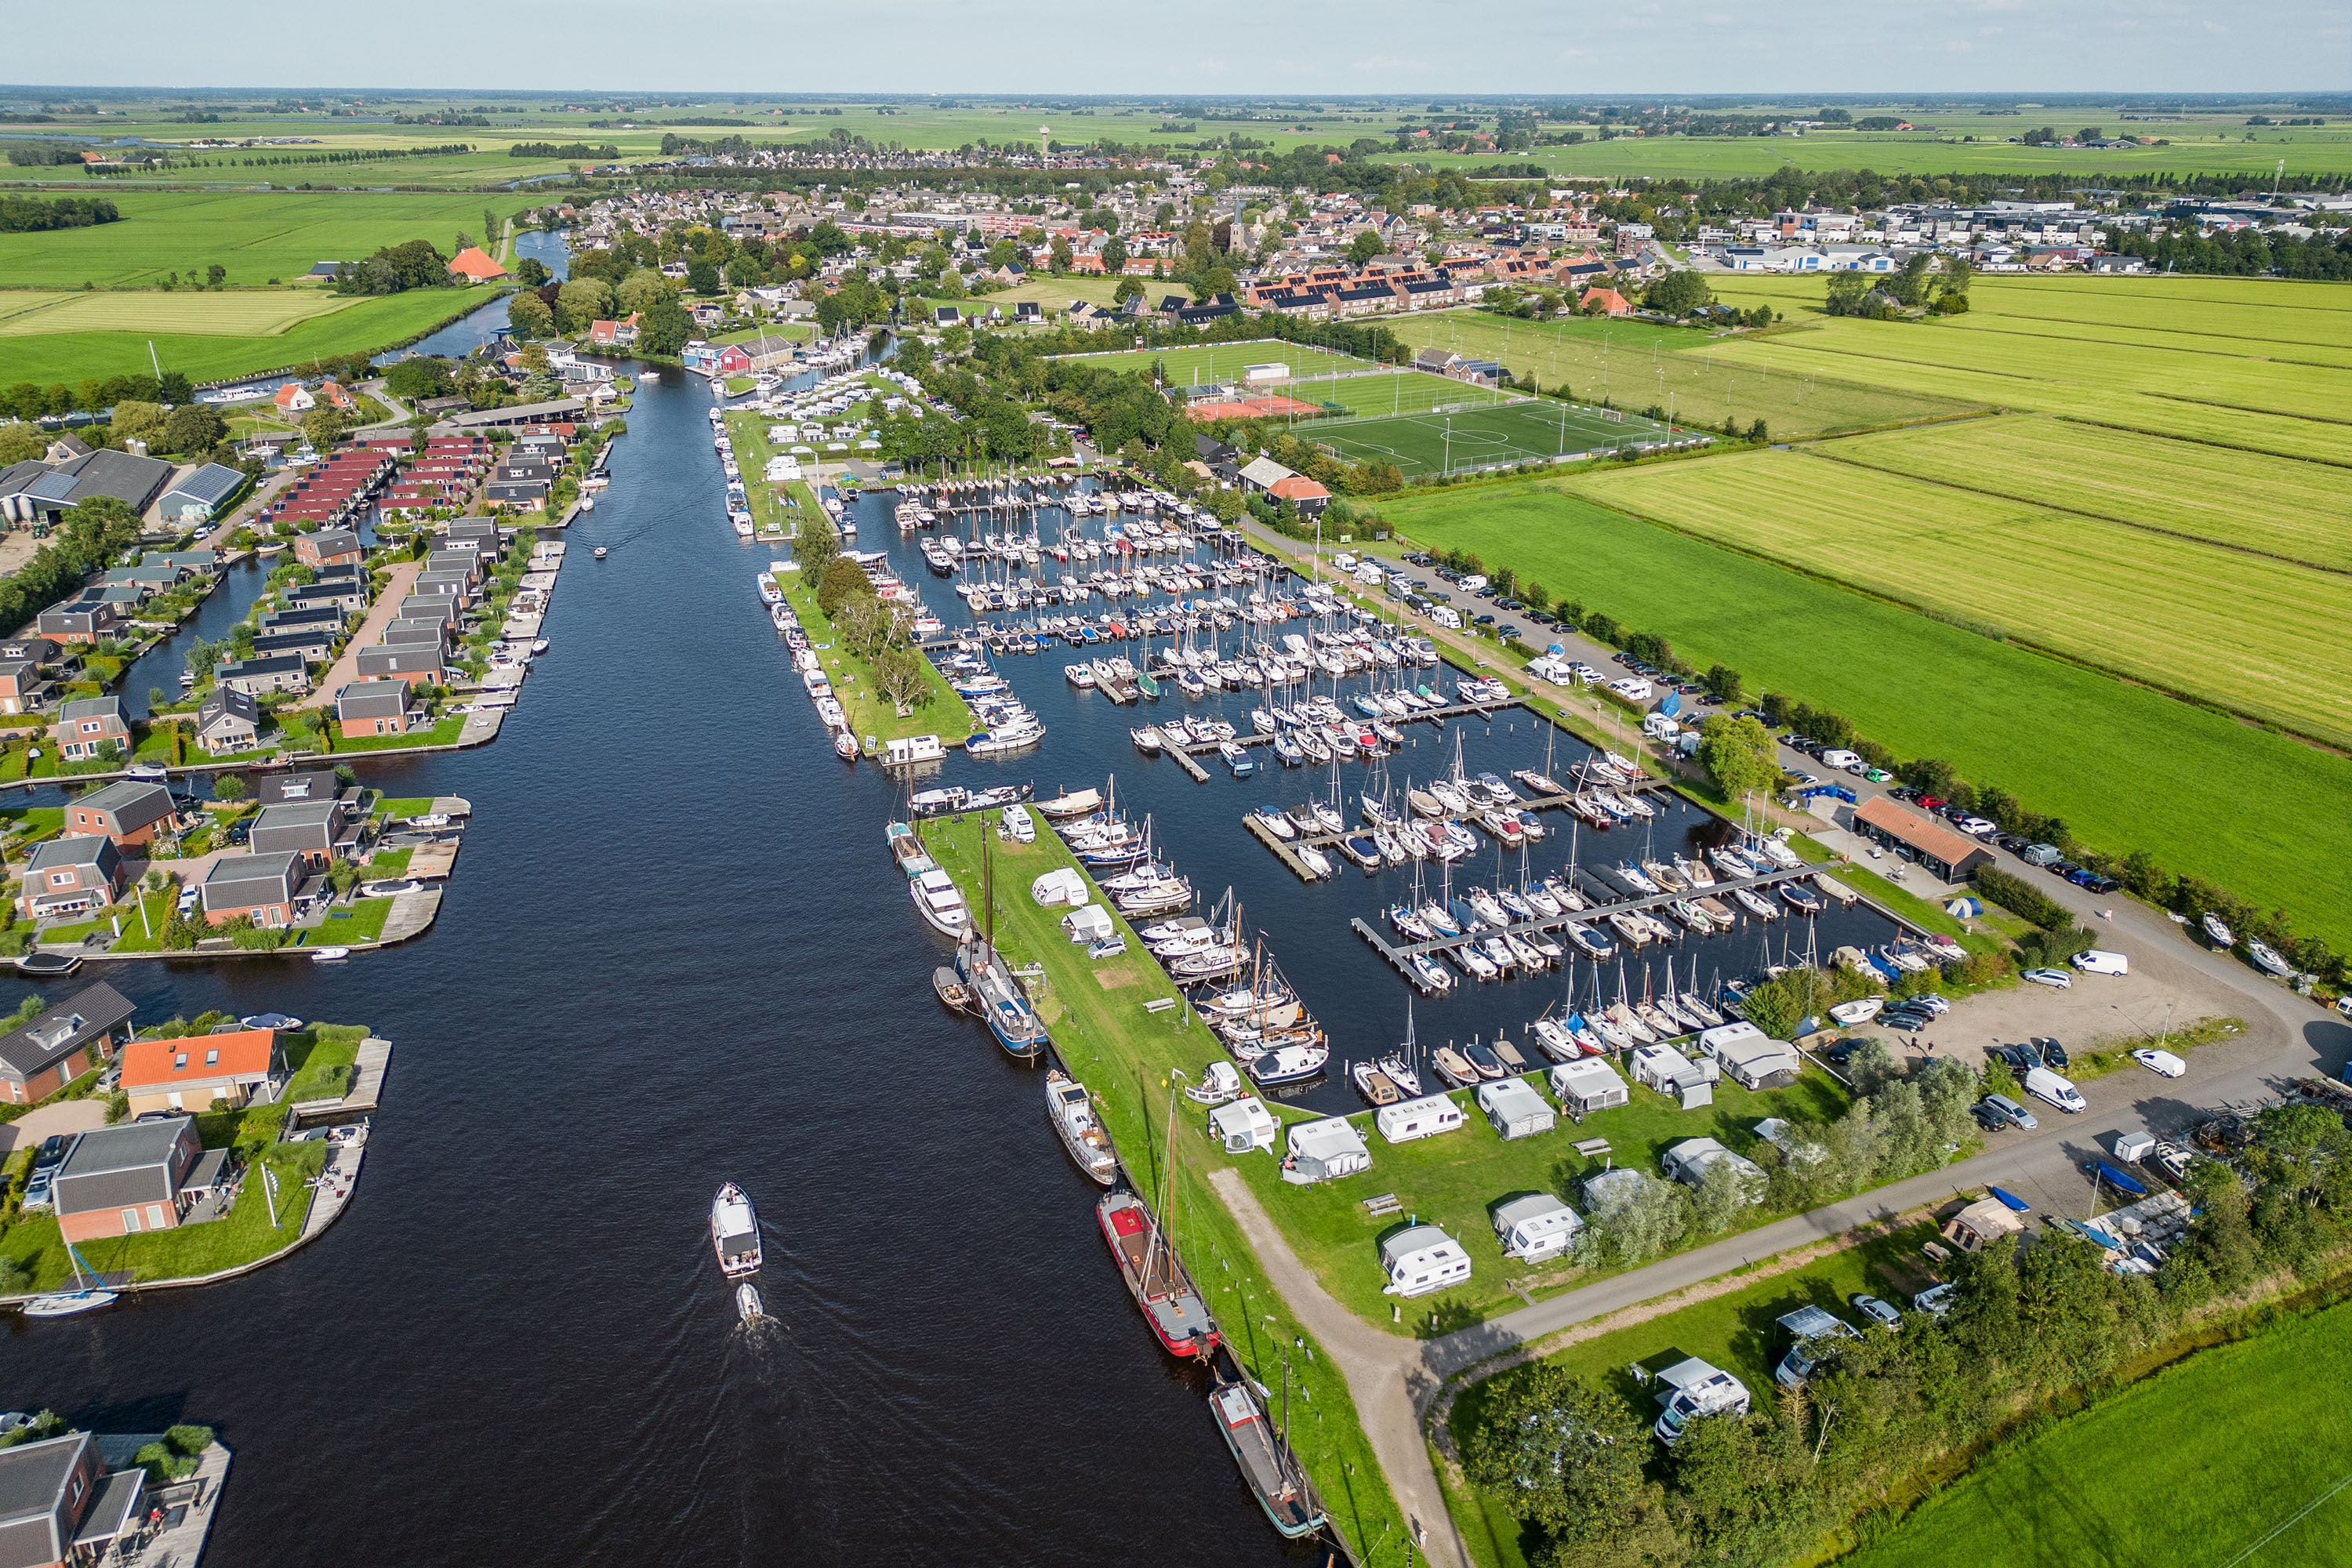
[{"left": 0, "top": 365, "right": 1300, "bottom": 1564}]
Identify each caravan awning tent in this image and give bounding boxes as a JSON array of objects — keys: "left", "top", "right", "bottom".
[{"left": 1283, "top": 1117, "right": 1371, "bottom": 1184}]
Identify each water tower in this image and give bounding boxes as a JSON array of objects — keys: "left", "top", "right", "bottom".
[{"left": 1039, "top": 126, "right": 1051, "bottom": 165}]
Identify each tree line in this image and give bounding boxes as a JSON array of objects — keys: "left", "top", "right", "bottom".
[{"left": 0, "top": 194, "right": 119, "bottom": 232}]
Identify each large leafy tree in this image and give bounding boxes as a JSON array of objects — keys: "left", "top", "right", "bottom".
[
  {"left": 1461, "top": 1363, "right": 1649, "bottom": 1546},
  {"left": 1697, "top": 713, "right": 1782, "bottom": 804}
]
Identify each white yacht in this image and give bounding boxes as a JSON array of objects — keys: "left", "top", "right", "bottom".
[{"left": 711, "top": 1184, "right": 762, "bottom": 1277}]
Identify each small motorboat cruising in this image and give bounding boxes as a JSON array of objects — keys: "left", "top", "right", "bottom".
[
  {"left": 1047, "top": 1070, "right": 1119, "bottom": 1185},
  {"left": 593, "top": 546, "right": 608, "bottom": 560},
  {"left": 711, "top": 1183, "right": 762, "bottom": 1278},
  {"left": 735, "top": 1283, "right": 766, "bottom": 1323}
]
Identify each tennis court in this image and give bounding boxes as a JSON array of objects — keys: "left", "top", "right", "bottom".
[{"left": 1312, "top": 399, "right": 1693, "bottom": 476}]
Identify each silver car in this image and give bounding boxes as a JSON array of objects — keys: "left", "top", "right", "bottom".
[{"left": 1851, "top": 1294, "right": 1902, "bottom": 1330}]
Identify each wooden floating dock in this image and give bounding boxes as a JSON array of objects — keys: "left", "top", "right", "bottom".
[
  {"left": 1167, "top": 746, "right": 1210, "bottom": 785},
  {"left": 1349, "top": 862, "right": 1821, "bottom": 987}
]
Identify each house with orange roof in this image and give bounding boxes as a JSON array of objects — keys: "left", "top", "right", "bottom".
[
  {"left": 316, "top": 379, "right": 356, "bottom": 411},
  {"left": 446, "top": 246, "right": 508, "bottom": 283},
  {"left": 121, "top": 1027, "right": 285, "bottom": 1116},
  {"left": 1581, "top": 285, "right": 1632, "bottom": 316},
  {"left": 274, "top": 383, "right": 316, "bottom": 414}
]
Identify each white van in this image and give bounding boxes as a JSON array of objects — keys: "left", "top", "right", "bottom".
[
  {"left": 2071, "top": 949, "right": 2130, "bottom": 976},
  {"left": 1819, "top": 749, "right": 1862, "bottom": 773},
  {"left": 1428, "top": 606, "right": 1462, "bottom": 630},
  {"left": 1331, "top": 552, "right": 1359, "bottom": 571},
  {"left": 2023, "top": 1065, "right": 2086, "bottom": 1114},
  {"left": 1457, "top": 574, "right": 1489, "bottom": 593}
]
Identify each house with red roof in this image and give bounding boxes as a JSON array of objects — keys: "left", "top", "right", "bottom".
[
  {"left": 446, "top": 246, "right": 508, "bottom": 283},
  {"left": 274, "top": 383, "right": 315, "bottom": 414},
  {"left": 1581, "top": 285, "right": 1632, "bottom": 316},
  {"left": 121, "top": 1028, "right": 285, "bottom": 1116}
]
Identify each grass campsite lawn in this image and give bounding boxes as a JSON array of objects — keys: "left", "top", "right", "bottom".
[
  {"left": 1381, "top": 310, "right": 1987, "bottom": 438},
  {"left": 1370, "top": 481, "right": 2352, "bottom": 951},
  {"left": 919, "top": 814, "right": 1411, "bottom": 1565},
  {"left": 1842, "top": 1295, "right": 2352, "bottom": 1568},
  {"left": 1568, "top": 448, "right": 2352, "bottom": 749}
]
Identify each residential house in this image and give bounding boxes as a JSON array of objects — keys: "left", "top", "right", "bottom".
[
  {"left": 0, "top": 982, "right": 134, "bottom": 1105},
  {"left": 442, "top": 518, "right": 500, "bottom": 557},
  {"left": 354, "top": 644, "right": 443, "bottom": 687},
  {"left": 194, "top": 686, "right": 260, "bottom": 754},
  {"left": 212, "top": 653, "right": 310, "bottom": 697},
  {"left": 258, "top": 603, "right": 347, "bottom": 638},
  {"left": 284, "top": 578, "right": 368, "bottom": 615},
  {"left": 32, "top": 592, "right": 125, "bottom": 646},
  {"left": 199, "top": 850, "right": 315, "bottom": 927},
  {"left": 62, "top": 780, "right": 178, "bottom": 849},
  {"left": 251, "top": 770, "right": 343, "bottom": 808},
  {"left": 247, "top": 799, "right": 353, "bottom": 869},
  {"left": 51, "top": 696, "right": 128, "bottom": 761},
  {"left": 1580, "top": 285, "right": 1632, "bottom": 315},
  {"left": 0, "top": 641, "right": 57, "bottom": 714},
  {"left": 13, "top": 837, "right": 125, "bottom": 925},
  {"left": 587, "top": 314, "right": 641, "bottom": 348},
  {"left": 335, "top": 678, "right": 415, "bottom": 739},
  {"left": 247, "top": 629, "right": 335, "bottom": 665},
  {"left": 293, "top": 528, "right": 363, "bottom": 568},
  {"left": 53, "top": 1116, "right": 208, "bottom": 1243},
  {"left": 0, "top": 1431, "right": 149, "bottom": 1566},
  {"left": 273, "top": 383, "right": 316, "bottom": 415},
  {"left": 446, "top": 245, "right": 508, "bottom": 282},
  {"left": 121, "top": 1028, "right": 286, "bottom": 1118},
  {"left": 380, "top": 619, "right": 452, "bottom": 652}
]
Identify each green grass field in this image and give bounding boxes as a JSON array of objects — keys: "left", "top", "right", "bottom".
[
  {"left": 0, "top": 288, "right": 373, "bottom": 339},
  {"left": 1818, "top": 415, "right": 2352, "bottom": 572},
  {"left": 1385, "top": 310, "right": 1988, "bottom": 437},
  {"left": 1369, "top": 482, "right": 2352, "bottom": 949},
  {"left": 1846, "top": 1297, "right": 2352, "bottom": 1568},
  {"left": 1049, "top": 339, "right": 1382, "bottom": 383},
  {"left": 1442, "top": 1226, "right": 1936, "bottom": 1568},
  {"left": 0, "top": 287, "right": 495, "bottom": 386},
  {"left": 1570, "top": 448, "right": 2352, "bottom": 748},
  {"left": 1704, "top": 276, "right": 2352, "bottom": 466},
  {"left": 1315, "top": 397, "right": 1681, "bottom": 475},
  {"left": 0, "top": 189, "right": 509, "bottom": 289}
]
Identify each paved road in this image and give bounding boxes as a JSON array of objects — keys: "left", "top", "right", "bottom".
[
  {"left": 294, "top": 561, "right": 419, "bottom": 710},
  {"left": 1228, "top": 517, "right": 2352, "bottom": 1559}
]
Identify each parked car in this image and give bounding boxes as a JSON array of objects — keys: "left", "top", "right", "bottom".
[
  {"left": 1851, "top": 1294, "right": 1903, "bottom": 1330},
  {"left": 31, "top": 1134, "right": 74, "bottom": 1174},
  {"left": 1958, "top": 816, "right": 1997, "bottom": 837},
  {"left": 1904, "top": 993, "right": 1951, "bottom": 1017},
  {"left": 1976, "top": 1093, "right": 2039, "bottom": 1131},
  {"left": 20, "top": 1172, "right": 53, "bottom": 1211},
  {"left": 1912, "top": 1283, "right": 1958, "bottom": 1318},
  {"left": 2023, "top": 967, "right": 2074, "bottom": 989},
  {"left": 1864, "top": 768, "right": 1893, "bottom": 783},
  {"left": 1991, "top": 1043, "right": 2040, "bottom": 1073},
  {"left": 2133, "top": 1047, "right": 2187, "bottom": 1078},
  {"left": 2031, "top": 1036, "right": 2070, "bottom": 1069}
]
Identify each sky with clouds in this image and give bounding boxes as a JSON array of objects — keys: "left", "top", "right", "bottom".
[{"left": 10, "top": 0, "right": 2347, "bottom": 94}]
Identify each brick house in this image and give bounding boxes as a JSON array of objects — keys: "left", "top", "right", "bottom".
[
  {"left": 0, "top": 1431, "right": 147, "bottom": 1566},
  {"left": 248, "top": 799, "right": 353, "bottom": 869},
  {"left": 0, "top": 982, "right": 134, "bottom": 1105},
  {"left": 200, "top": 850, "right": 315, "bottom": 927},
  {"left": 213, "top": 653, "right": 311, "bottom": 697},
  {"left": 34, "top": 593, "right": 125, "bottom": 646},
  {"left": 121, "top": 1028, "right": 285, "bottom": 1117},
  {"left": 14, "top": 837, "right": 125, "bottom": 923},
  {"left": 293, "top": 528, "right": 363, "bottom": 568},
  {"left": 354, "top": 644, "right": 443, "bottom": 688},
  {"left": 53, "top": 1117, "right": 208, "bottom": 1243},
  {"left": 336, "top": 679, "right": 415, "bottom": 738},
  {"left": 50, "top": 696, "right": 128, "bottom": 762},
  {"left": 64, "top": 779, "right": 179, "bottom": 849}
]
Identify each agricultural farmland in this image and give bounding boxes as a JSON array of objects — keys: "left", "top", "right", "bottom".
[
  {"left": 1384, "top": 309, "right": 1987, "bottom": 437},
  {"left": 1368, "top": 481, "right": 2352, "bottom": 948},
  {"left": 1704, "top": 274, "right": 2352, "bottom": 466},
  {"left": 1816, "top": 416, "right": 2352, "bottom": 573},
  {"left": 0, "top": 189, "right": 508, "bottom": 289},
  {"left": 1570, "top": 448, "right": 2352, "bottom": 748},
  {"left": 1845, "top": 1297, "right": 2352, "bottom": 1568},
  {"left": 0, "top": 288, "right": 494, "bottom": 386}
]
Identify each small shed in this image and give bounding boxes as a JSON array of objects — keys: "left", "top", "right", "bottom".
[
  {"left": 1632, "top": 1044, "right": 1713, "bottom": 1109},
  {"left": 1375, "top": 1092, "right": 1465, "bottom": 1145},
  {"left": 1283, "top": 1117, "right": 1371, "bottom": 1185},
  {"left": 1548, "top": 1057, "right": 1630, "bottom": 1115},
  {"left": 1943, "top": 1196, "right": 2028, "bottom": 1253},
  {"left": 1493, "top": 1193, "right": 1582, "bottom": 1262},
  {"left": 1208, "top": 1097, "right": 1278, "bottom": 1155},
  {"left": 1378, "top": 1225, "right": 1472, "bottom": 1298},
  {"left": 1476, "top": 1078, "right": 1557, "bottom": 1141}
]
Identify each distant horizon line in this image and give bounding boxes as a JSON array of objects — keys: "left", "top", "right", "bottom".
[{"left": 3, "top": 86, "right": 2347, "bottom": 104}]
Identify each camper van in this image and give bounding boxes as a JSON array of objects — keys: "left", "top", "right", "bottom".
[
  {"left": 1652, "top": 1359, "right": 1750, "bottom": 1445},
  {"left": 1377, "top": 1093, "right": 1466, "bottom": 1145},
  {"left": 1379, "top": 1225, "right": 1472, "bottom": 1298},
  {"left": 1493, "top": 1193, "right": 1582, "bottom": 1262},
  {"left": 1772, "top": 1306, "right": 1862, "bottom": 1389}
]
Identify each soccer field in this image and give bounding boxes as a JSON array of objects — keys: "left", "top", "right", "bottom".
[
  {"left": 1049, "top": 339, "right": 1381, "bottom": 383},
  {"left": 1313, "top": 398, "right": 1686, "bottom": 475}
]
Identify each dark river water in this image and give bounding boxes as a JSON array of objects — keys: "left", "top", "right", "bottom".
[{"left": 0, "top": 313, "right": 1897, "bottom": 1563}]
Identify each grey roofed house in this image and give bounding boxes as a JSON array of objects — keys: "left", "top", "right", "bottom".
[
  {"left": 381, "top": 619, "right": 449, "bottom": 648},
  {"left": 157, "top": 462, "right": 245, "bottom": 522},
  {"left": 57, "top": 695, "right": 122, "bottom": 727},
  {"left": 19, "top": 837, "right": 122, "bottom": 910},
  {"left": 252, "top": 769, "right": 342, "bottom": 807},
  {"left": 356, "top": 643, "right": 443, "bottom": 681},
  {"left": 53, "top": 1116, "right": 198, "bottom": 1216},
  {"left": 67, "top": 779, "right": 176, "bottom": 837},
  {"left": 146, "top": 548, "right": 218, "bottom": 572},
  {"left": 0, "top": 637, "right": 60, "bottom": 665},
  {"left": 412, "top": 572, "right": 474, "bottom": 603},
  {"left": 89, "top": 586, "right": 145, "bottom": 607},
  {"left": 426, "top": 549, "right": 480, "bottom": 580},
  {"left": 247, "top": 630, "right": 334, "bottom": 663},
  {"left": 483, "top": 480, "right": 547, "bottom": 506},
  {"left": 285, "top": 579, "right": 368, "bottom": 612},
  {"left": 442, "top": 518, "right": 499, "bottom": 555},
  {"left": 397, "top": 595, "right": 462, "bottom": 627},
  {"left": 303, "top": 527, "right": 361, "bottom": 559},
  {"left": 195, "top": 684, "right": 260, "bottom": 750},
  {"left": 213, "top": 652, "right": 310, "bottom": 695},
  {"left": 249, "top": 798, "right": 350, "bottom": 860},
  {"left": 201, "top": 848, "right": 310, "bottom": 913},
  {"left": 0, "top": 981, "right": 135, "bottom": 1088},
  {"left": 0, "top": 1429, "right": 142, "bottom": 1568},
  {"left": 336, "top": 679, "right": 412, "bottom": 724},
  {"left": 259, "top": 602, "right": 346, "bottom": 633}
]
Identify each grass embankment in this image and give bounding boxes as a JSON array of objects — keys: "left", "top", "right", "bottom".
[
  {"left": 1370, "top": 481, "right": 2352, "bottom": 953},
  {"left": 0, "top": 1025, "right": 367, "bottom": 1290},
  {"left": 1439, "top": 1223, "right": 1942, "bottom": 1568},
  {"left": 920, "top": 815, "right": 1410, "bottom": 1563},
  {"left": 1842, "top": 1292, "right": 2352, "bottom": 1568}
]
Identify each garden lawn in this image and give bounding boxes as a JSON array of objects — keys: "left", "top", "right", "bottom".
[
  {"left": 1379, "top": 309, "right": 1987, "bottom": 437},
  {"left": 1844, "top": 1296, "right": 2352, "bottom": 1568},
  {"left": 1440, "top": 1222, "right": 1942, "bottom": 1568},
  {"left": 312, "top": 897, "right": 395, "bottom": 946},
  {"left": 1370, "top": 481, "right": 2352, "bottom": 950},
  {"left": 1569, "top": 448, "right": 2352, "bottom": 747},
  {"left": 326, "top": 715, "right": 466, "bottom": 753},
  {"left": 920, "top": 815, "right": 1410, "bottom": 1563}
]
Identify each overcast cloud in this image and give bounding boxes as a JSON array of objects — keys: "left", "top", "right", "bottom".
[{"left": 8, "top": 0, "right": 2348, "bottom": 95}]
